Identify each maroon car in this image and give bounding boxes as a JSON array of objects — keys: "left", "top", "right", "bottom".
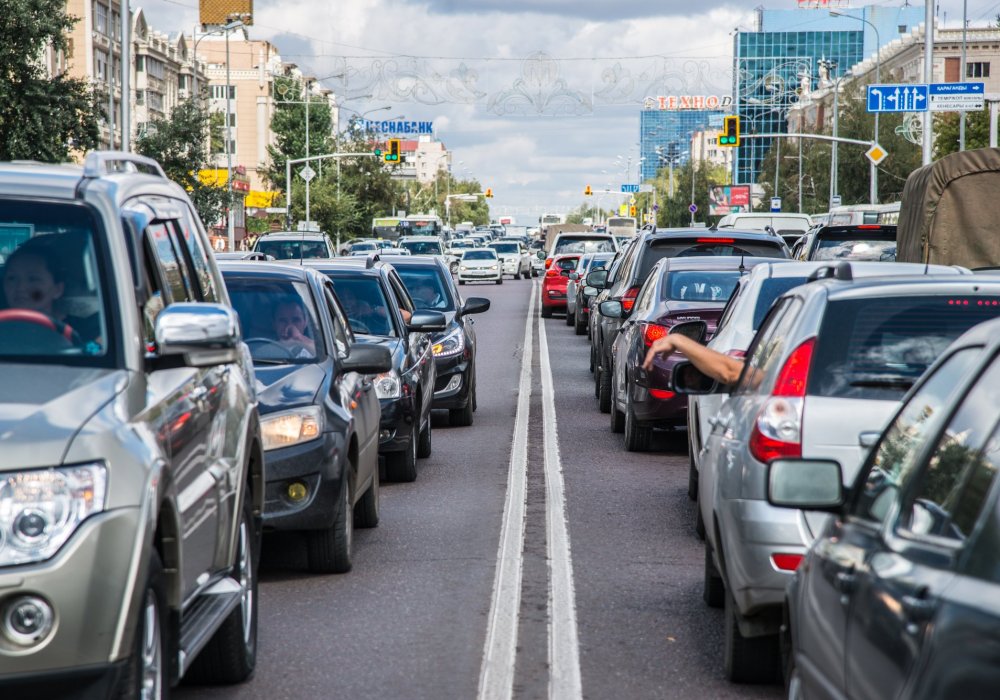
[{"left": 601, "top": 257, "right": 769, "bottom": 451}]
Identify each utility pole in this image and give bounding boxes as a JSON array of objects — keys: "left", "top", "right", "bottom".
[
  {"left": 120, "top": 0, "right": 130, "bottom": 151},
  {"left": 960, "top": 0, "right": 968, "bottom": 150},
  {"left": 923, "top": 0, "right": 935, "bottom": 164}
]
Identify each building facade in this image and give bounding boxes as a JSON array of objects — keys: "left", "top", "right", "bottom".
[
  {"left": 639, "top": 107, "right": 723, "bottom": 182},
  {"left": 690, "top": 129, "right": 734, "bottom": 173},
  {"left": 133, "top": 11, "right": 201, "bottom": 139},
  {"left": 396, "top": 137, "right": 451, "bottom": 184}
]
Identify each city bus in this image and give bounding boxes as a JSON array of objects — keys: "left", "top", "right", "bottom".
[
  {"left": 398, "top": 214, "right": 443, "bottom": 237},
  {"left": 371, "top": 216, "right": 401, "bottom": 239},
  {"left": 540, "top": 213, "right": 566, "bottom": 227}
]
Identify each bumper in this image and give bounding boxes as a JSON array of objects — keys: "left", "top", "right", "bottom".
[
  {"left": 718, "top": 498, "right": 809, "bottom": 619},
  {"left": 0, "top": 660, "right": 126, "bottom": 700},
  {"left": 379, "top": 396, "right": 416, "bottom": 453},
  {"left": 631, "top": 365, "right": 688, "bottom": 427},
  {"left": 458, "top": 269, "right": 501, "bottom": 282},
  {"left": 431, "top": 353, "right": 472, "bottom": 409},
  {"left": 262, "top": 431, "right": 344, "bottom": 531},
  {"left": 0, "top": 507, "right": 142, "bottom": 679}
]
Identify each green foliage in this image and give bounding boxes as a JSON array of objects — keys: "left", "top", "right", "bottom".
[
  {"left": 135, "top": 97, "right": 229, "bottom": 227},
  {"left": 0, "top": 0, "right": 102, "bottom": 160},
  {"left": 650, "top": 161, "right": 729, "bottom": 227},
  {"left": 265, "top": 77, "right": 334, "bottom": 191},
  {"left": 934, "top": 109, "right": 992, "bottom": 156}
]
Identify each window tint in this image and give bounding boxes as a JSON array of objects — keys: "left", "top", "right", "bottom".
[
  {"left": 898, "top": 358, "right": 1000, "bottom": 541},
  {"left": 223, "top": 276, "right": 325, "bottom": 364},
  {"left": 663, "top": 270, "right": 740, "bottom": 301},
  {"left": 463, "top": 250, "right": 496, "bottom": 261},
  {"left": 647, "top": 238, "right": 788, "bottom": 268},
  {"left": 809, "top": 297, "right": 1000, "bottom": 400},
  {"left": 401, "top": 240, "right": 443, "bottom": 255},
  {"left": 396, "top": 266, "right": 454, "bottom": 311},
  {"left": 752, "top": 277, "right": 809, "bottom": 329},
  {"left": 255, "top": 238, "right": 330, "bottom": 260},
  {"left": 554, "top": 257, "right": 578, "bottom": 271},
  {"left": 734, "top": 297, "right": 801, "bottom": 394},
  {"left": 553, "top": 236, "right": 615, "bottom": 255},
  {"left": 490, "top": 243, "right": 520, "bottom": 254},
  {"left": 633, "top": 273, "right": 657, "bottom": 315},
  {"left": 148, "top": 222, "right": 192, "bottom": 302},
  {"left": 853, "top": 347, "right": 981, "bottom": 524},
  {"left": 328, "top": 276, "right": 396, "bottom": 337},
  {"left": 324, "top": 286, "right": 350, "bottom": 358},
  {"left": 811, "top": 233, "right": 896, "bottom": 262}
]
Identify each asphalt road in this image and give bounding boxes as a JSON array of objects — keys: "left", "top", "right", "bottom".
[{"left": 177, "top": 279, "right": 781, "bottom": 700}]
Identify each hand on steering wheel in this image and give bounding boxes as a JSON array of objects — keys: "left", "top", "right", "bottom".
[{"left": 0, "top": 309, "right": 80, "bottom": 345}]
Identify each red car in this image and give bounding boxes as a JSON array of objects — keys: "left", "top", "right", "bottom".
[{"left": 541, "top": 254, "right": 580, "bottom": 318}]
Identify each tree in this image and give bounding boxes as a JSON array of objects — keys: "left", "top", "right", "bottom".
[
  {"left": 653, "top": 161, "right": 729, "bottom": 227},
  {"left": 934, "top": 109, "right": 991, "bottom": 156},
  {"left": 0, "top": 0, "right": 102, "bottom": 160},
  {"left": 265, "top": 76, "right": 334, "bottom": 191},
  {"left": 135, "top": 97, "right": 229, "bottom": 227}
]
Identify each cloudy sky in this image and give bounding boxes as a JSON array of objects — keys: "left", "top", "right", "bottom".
[{"left": 142, "top": 0, "right": 997, "bottom": 219}]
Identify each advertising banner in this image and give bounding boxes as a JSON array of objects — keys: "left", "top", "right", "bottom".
[{"left": 708, "top": 185, "right": 751, "bottom": 216}]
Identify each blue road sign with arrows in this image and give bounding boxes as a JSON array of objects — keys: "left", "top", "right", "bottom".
[
  {"left": 621, "top": 184, "right": 640, "bottom": 193},
  {"left": 867, "top": 84, "right": 929, "bottom": 113}
]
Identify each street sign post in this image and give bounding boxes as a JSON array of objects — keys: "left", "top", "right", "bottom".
[
  {"left": 928, "top": 82, "right": 985, "bottom": 112},
  {"left": 621, "top": 184, "right": 640, "bottom": 193},
  {"left": 866, "top": 84, "right": 928, "bottom": 113}
]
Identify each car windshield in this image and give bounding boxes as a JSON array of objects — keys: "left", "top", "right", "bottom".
[
  {"left": 328, "top": 276, "right": 396, "bottom": 337},
  {"left": 223, "top": 276, "right": 325, "bottom": 364},
  {"left": 401, "top": 240, "right": 443, "bottom": 255},
  {"left": 350, "top": 242, "right": 377, "bottom": 252},
  {"left": 0, "top": 201, "right": 113, "bottom": 364},
  {"left": 490, "top": 243, "right": 520, "bottom": 254},
  {"left": 664, "top": 271, "right": 740, "bottom": 301},
  {"left": 813, "top": 235, "right": 896, "bottom": 261},
  {"left": 751, "top": 277, "right": 809, "bottom": 329},
  {"left": 256, "top": 238, "right": 329, "bottom": 260},
  {"left": 553, "top": 237, "right": 616, "bottom": 254},
  {"left": 554, "top": 257, "right": 579, "bottom": 271},
  {"left": 396, "top": 266, "right": 455, "bottom": 311},
  {"left": 809, "top": 295, "right": 1000, "bottom": 400},
  {"left": 464, "top": 250, "right": 496, "bottom": 261}
]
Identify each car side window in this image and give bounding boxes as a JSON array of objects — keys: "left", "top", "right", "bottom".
[
  {"left": 633, "top": 273, "right": 657, "bottom": 314},
  {"left": 388, "top": 272, "right": 415, "bottom": 317},
  {"left": 851, "top": 347, "right": 982, "bottom": 525},
  {"left": 147, "top": 221, "right": 193, "bottom": 303},
  {"left": 895, "top": 355, "right": 1000, "bottom": 542},
  {"left": 175, "top": 205, "right": 218, "bottom": 302},
  {"left": 323, "top": 285, "right": 350, "bottom": 358},
  {"left": 716, "top": 281, "right": 743, "bottom": 331},
  {"left": 733, "top": 297, "right": 801, "bottom": 394}
]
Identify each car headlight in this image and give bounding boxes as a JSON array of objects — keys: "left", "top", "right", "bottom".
[
  {"left": 490, "top": 265, "right": 498, "bottom": 270},
  {"left": 460, "top": 266, "right": 468, "bottom": 271},
  {"left": 432, "top": 326, "right": 465, "bottom": 358},
  {"left": 261, "top": 406, "right": 323, "bottom": 451},
  {"left": 0, "top": 463, "right": 107, "bottom": 566},
  {"left": 374, "top": 371, "right": 402, "bottom": 399}
]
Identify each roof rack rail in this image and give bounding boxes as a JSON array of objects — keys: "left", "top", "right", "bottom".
[
  {"left": 807, "top": 260, "right": 854, "bottom": 282},
  {"left": 82, "top": 151, "right": 167, "bottom": 179},
  {"left": 365, "top": 253, "right": 380, "bottom": 269}
]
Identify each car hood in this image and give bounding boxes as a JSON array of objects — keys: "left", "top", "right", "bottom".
[
  {"left": 462, "top": 260, "right": 498, "bottom": 268},
  {"left": 0, "top": 364, "right": 126, "bottom": 468},
  {"left": 254, "top": 363, "right": 326, "bottom": 414}
]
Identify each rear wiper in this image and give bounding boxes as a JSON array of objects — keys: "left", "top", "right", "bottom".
[
  {"left": 849, "top": 377, "right": 915, "bottom": 389},
  {"left": 253, "top": 358, "right": 289, "bottom": 366}
]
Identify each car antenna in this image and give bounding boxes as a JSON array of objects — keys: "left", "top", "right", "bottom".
[{"left": 738, "top": 254, "right": 746, "bottom": 274}]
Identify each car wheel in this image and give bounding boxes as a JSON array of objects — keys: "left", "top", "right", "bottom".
[
  {"left": 417, "top": 415, "right": 432, "bottom": 458},
  {"left": 541, "top": 306, "right": 553, "bottom": 318},
  {"left": 513, "top": 271, "right": 521, "bottom": 280},
  {"left": 496, "top": 278, "right": 503, "bottom": 285},
  {"left": 623, "top": 390, "right": 652, "bottom": 451},
  {"left": 565, "top": 309, "right": 575, "bottom": 326},
  {"left": 306, "top": 477, "right": 353, "bottom": 573},
  {"left": 610, "top": 372, "right": 625, "bottom": 433},
  {"left": 354, "top": 468, "right": 380, "bottom": 529},
  {"left": 384, "top": 423, "right": 418, "bottom": 482},
  {"left": 449, "top": 398, "right": 474, "bottom": 426},
  {"left": 704, "top": 544, "right": 724, "bottom": 608},
  {"left": 695, "top": 504, "right": 706, "bottom": 540},
  {"left": 186, "top": 488, "right": 259, "bottom": 683},
  {"left": 574, "top": 309, "right": 586, "bottom": 336},
  {"left": 597, "top": 357, "right": 612, "bottom": 413},
  {"left": 589, "top": 344, "right": 596, "bottom": 374},
  {"left": 118, "top": 552, "right": 167, "bottom": 700},
  {"left": 724, "top": 588, "right": 781, "bottom": 683}
]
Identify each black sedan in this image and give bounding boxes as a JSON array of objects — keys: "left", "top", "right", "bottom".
[
  {"left": 388, "top": 255, "right": 491, "bottom": 426},
  {"left": 219, "top": 262, "right": 391, "bottom": 574},
  {"left": 306, "top": 258, "right": 444, "bottom": 482}
]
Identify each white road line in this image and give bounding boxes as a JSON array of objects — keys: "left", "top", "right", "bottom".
[
  {"left": 538, "top": 303, "right": 584, "bottom": 700},
  {"left": 477, "top": 281, "right": 536, "bottom": 700}
]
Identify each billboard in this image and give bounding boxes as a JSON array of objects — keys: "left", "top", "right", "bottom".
[
  {"left": 643, "top": 95, "right": 733, "bottom": 111},
  {"left": 708, "top": 185, "right": 751, "bottom": 216},
  {"left": 199, "top": 0, "right": 253, "bottom": 26}
]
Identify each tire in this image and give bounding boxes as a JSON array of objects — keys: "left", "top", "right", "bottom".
[
  {"left": 450, "top": 399, "right": 474, "bottom": 426},
  {"left": 118, "top": 552, "right": 168, "bottom": 700},
  {"left": 384, "top": 423, "right": 418, "bottom": 482},
  {"left": 541, "top": 306, "right": 553, "bottom": 319},
  {"left": 186, "top": 489, "right": 259, "bottom": 683},
  {"left": 597, "top": 357, "right": 612, "bottom": 413},
  {"left": 496, "top": 278, "right": 503, "bottom": 285},
  {"left": 459, "top": 280, "right": 466, "bottom": 285},
  {"left": 354, "top": 468, "right": 380, "bottom": 528},
  {"left": 417, "top": 414, "right": 432, "bottom": 458},
  {"left": 306, "top": 476, "right": 353, "bottom": 574},
  {"left": 695, "top": 505, "right": 706, "bottom": 540},
  {"left": 724, "top": 588, "right": 781, "bottom": 684},
  {"left": 472, "top": 384, "right": 478, "bottom": 412},
  {"left": 574, "top": 309, "right": 587, "bottom": 335},
  {"left": 623, "top": 390, "right": 652, "bottom": 452},
  {"left": 514, "top": 271, "right": 521, "bottom": 280},
  {"left": 565, "top": 309, "right": 575, "bottom": 326},
  {"left": 704, "top": 545, "right": 724, "bottom": 608},
  {"left": 589, "top": 344, "right": 596, "bottom": 374}
]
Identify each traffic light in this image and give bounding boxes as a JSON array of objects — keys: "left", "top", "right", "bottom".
[
  {"left": 373, "top": 147, "right": 382, "bottom": 157},
  {"left": 719, "top": 116, "right": 740, "bottom": 147},
  {"left": 584, "top": 185, "right": 592, "bottom": 196},
  {"left": 384, "top": 138, "right": 401, "bottom": 162},
  {"left": 485, "top": 188, "right": 493, "bottom": 198},
  {"left": 629, "top": 205, "right": 637, "bottom": 217}
]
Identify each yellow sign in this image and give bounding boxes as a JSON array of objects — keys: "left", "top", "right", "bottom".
[
  {"left": 619, "top": 204, "right": 628, "bottom": 216},
  {"left": 865, "top": 144, "right": 888, "bottom": 165},
  {"left": 199, "top": 0, "right": 253, "bottom": 26},
  {"left": 245, "top": 190, "right": 279, "bottom": 208}
]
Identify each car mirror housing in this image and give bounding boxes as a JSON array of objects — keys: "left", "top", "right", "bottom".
[
  {"left": 598, "top": 300, "right": 624, "bottom": 318},
  {"left": 342, "top": 343, "right": 393, "bottom": 374},
  {"left": 767, "top": 459, "right": 844, "bottom": 512},
  {"left": 536, "top": 250, "right": 546, "bottom": 259},
  {"left": 670, "top": 361, "right": 723, "bottom": 395},
  {"left": 582, "top": 285, "right": 599, "bottom": 298},
  {"left": 154, "top": 303, "right": 240, "bottom": 368},
  {"left": 586, "top": 268, "right": 609, "bottom": 288},
  {"left": 669, "top": 320, "right": 708, "bottom": 344},
  {"left": 408, "top": 310, "right": 448, "bottom": 332},
  {"left": 459, "top": 297, "right": 491, "bottom": 316}
]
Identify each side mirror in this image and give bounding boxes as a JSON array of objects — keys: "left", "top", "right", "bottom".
[
  {"left": 459, "top": 297, "right": 491, "bottom": 316},
  {"left": 408, "top": 310, "right": 448, "bottom": 332},
  {"left": 154, "top": 303, "right": 240, "bottom": 367},
  {"left": 669, "top": 320, "right": 708, "bottom": 344},
  {"left": 536, "top": 250, "right": 546, "bottom": 260},
  {"left": 582, "top": 285, "right": 599, "bottom": 298},
  {"left": 670, "top": 361, "right": 723, "bottom": 394},
  {"left": 767, "top": 459, "right": 844, "bottom": 512},
  {"left": 598, "top": 300, "right": 624, "bottom": 318},
  {"left": 568, "top": 271, "right": 580, "bottom": 281},
  {"left": 586, "top": 268, "right": 609, "bottom": 288},
  {"left": 342, "top": 343, "right": 393, "bottom": 374}
]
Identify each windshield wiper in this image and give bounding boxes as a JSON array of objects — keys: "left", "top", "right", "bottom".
[
  {"left": 849, "top": 376, "right": 915, "bottom": 389},
  {"left": 253, "top": 358, "right": 290, "bottom": 366}
]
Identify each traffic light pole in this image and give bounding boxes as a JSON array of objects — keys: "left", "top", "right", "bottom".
[{"left": 284, "top": 152, "right": 379, "bottom": 230}]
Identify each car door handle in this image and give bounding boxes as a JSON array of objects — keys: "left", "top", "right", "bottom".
[{"left": 901, "top": 593, "right": 936, "bottom": 623}]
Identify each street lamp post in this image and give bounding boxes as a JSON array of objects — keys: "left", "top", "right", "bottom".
[{"left": 820, "top": 60, "right": 852, "bottom": 207}]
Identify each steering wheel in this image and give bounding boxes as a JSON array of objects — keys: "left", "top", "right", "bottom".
[
  {"left": 0, "top": 309, "right": 80, "bottom": 345},
  {"left": 349, "top": 319, "right": 372, "bottom": 335},
  {"left": 245, "top": 337, "right": 297, "bottom": 358}
]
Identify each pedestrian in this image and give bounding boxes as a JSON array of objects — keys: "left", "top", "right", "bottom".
[{"left": 641, "top": 333, "right": 744, "bottom": 385}]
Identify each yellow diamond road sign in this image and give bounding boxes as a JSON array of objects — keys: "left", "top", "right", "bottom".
[{"left": 866, "top": 144, "right": 888, "bottom": 165}]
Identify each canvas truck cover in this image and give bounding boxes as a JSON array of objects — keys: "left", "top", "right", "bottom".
[{"left": 897, "top": 147, "right": 1000, "bottom": 268}]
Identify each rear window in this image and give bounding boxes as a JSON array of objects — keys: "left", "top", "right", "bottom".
[
  {"left": 554, "top": 257, "right": 579, "bottom": 271},
  {"left": 491, "top": 243, "right": 520, "bottom": 254},
  {"left": 553, "top": 236, "right": 615, "bottom": 255},
  {"left": 400, "top": 240, "right": 442, "bottom": 255},
  {"left": 812, "top": 231, "right": 895, "bottom": 261},
  {"left": 256, "top": 238, "right": 329, "bottom": 259},
  {"left": 752, "top": 277, "right": 809, "bottom": 329},
  {"left": 808, "top": 295, "right": 1000, "bottom": 400},
  {"left": 638, "top": 238, "right": 786, "bottom": 281},
  {"left": 663, "top": 271, "right": 740, "bottom": 301}
]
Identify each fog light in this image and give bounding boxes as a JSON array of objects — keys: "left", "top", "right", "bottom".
[
  {"left": 443, "top": 375, "right": 462, "bottom": 392},
  {"left": 2, "top": 596, "right": 54, "bottom": 646},
  {"left": 379, "top": 429, "right": 395, "bottom": 441},
  {"left": 287, "top": 482, "right": 308, "bottom": 502}
]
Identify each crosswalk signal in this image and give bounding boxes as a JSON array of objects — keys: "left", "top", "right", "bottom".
[
  {"left": 720, "top": 116, "right": 740, "bottom": 147},
  {"left": 584, "top": 185, "right": 592, "bottom": 196},
  {"left": 485, "top": 188, "right": 493, "bottom": 198},
  {"left": 384, "top": 139, "right": 401, "bottom": 162}
]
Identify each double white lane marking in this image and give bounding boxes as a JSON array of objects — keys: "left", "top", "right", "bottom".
[{"left": 478, "top": 281, "right": 583, "bottom": 700}]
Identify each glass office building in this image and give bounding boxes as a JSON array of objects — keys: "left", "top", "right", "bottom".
[{"left": 639, "top": 109, "right": 723, "bottom": 182}]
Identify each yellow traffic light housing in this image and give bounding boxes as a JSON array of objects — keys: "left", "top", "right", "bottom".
[
  {"left": 584, "top": 185, "right": 592, "bottom": 196},
  {"left": 384, "top": 138, "right": 401, "bottom": 162},
  {"left": 720, "top": 116, "right": 740, "bottom": 147},
  {"left": 485, "top": 188, "right": 493, "bottom": 198},
  {"left": 629, "top": 205, "right": 637, "bottom": 217}
]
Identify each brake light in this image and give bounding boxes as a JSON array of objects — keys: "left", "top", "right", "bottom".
[
  {"left": 856, "top": 225, "right": 882, "bottom": 229},
  {"left": 642, "top": 322, "right": 669, "bottom": 347},
  {"left": 546, "top": 267, "right": 560, "bottom": 277},
  {"left": 545, "top": 258, "right": 553, "bottom": 269},
  {"left": 620, "top": 286, "right": 640, "bottom": 312},
  {"left": 771, "top": 553, "right": 804, "bottom": 571},
  {"left": 649, "top": 389, "right": 676, "bottom": 400},
  {"left": 698, "top": 237, "right": 734, "bottom": 244},
  {"left": 748, "top": 337, "right": 815, "bottom": 463}
]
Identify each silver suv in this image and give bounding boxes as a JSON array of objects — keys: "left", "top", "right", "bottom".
[
  {"left": 675, "top": 262, "right": 1000, "bottom": 684},
  {"left": 0, "top": 153, "right": 263, "bottom": 697}
]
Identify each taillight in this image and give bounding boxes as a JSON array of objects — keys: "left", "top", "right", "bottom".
[
  {"left": 748, "top": 337, "right": 815, "bottom": 463},
  {"left": 641, "top": 322, "right": 669, "bottom": 347},
  {"left": 620, "top": 286, "right": 640, "bottom": 313},
  {"left": 771, "top": 553, "right": 804, "bottom": 572},
  {"left": 725, "top": 349, "right": 746, "bottom": 360},
  {"left": 545, "top": 267, "right": 560, "bottom": 277},
  {"left": 649, "top": 389, "right": 676, "bottom": 400},
  {"left": 544, "top": 258, "right": 553, "bottom": 269}
]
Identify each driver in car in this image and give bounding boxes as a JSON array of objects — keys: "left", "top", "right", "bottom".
[
  {"left": 410, "top": 278, "right": 445, "bottom": 310},
  {"left": 271, "top": 298, "right": 316, "bottom": 358}
]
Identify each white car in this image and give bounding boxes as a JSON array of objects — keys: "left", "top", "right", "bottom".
[
  {"left": 458, "top": 248, "right": 502, "bottom": 285},
  {"left": 488, "top": 241, "right": 532, "bottom": 279}
]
